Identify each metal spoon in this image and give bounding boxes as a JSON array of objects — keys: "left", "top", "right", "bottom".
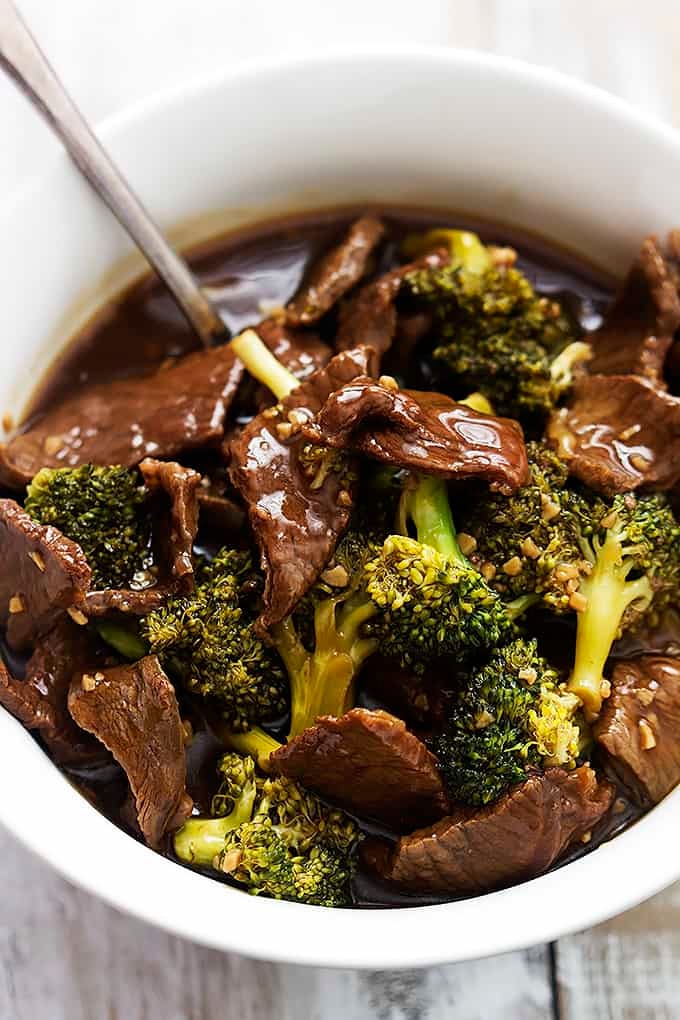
[{"left": 0, "top": 0, "right": 225, "bottom": 348}]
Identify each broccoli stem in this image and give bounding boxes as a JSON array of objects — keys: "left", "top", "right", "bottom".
[
  {"left": 505, "top": 593, "right": 542, "bottom": 619},
  {"left": 459, "top": 391, "right": 495, "bottom": 414},
  {"left": 399, "top": 476, "right": 466, "bottom": 565},
  {"left": 174, "top": 816, "right": 237, "bottom": 867},
  {"left": 217, "top": 593, "right": 378, "bottom": 762},
  {"left": 447, "top": 231, "right": 493, "bottom": 273},
  {"left": 568, "top": 531, "right": 654, "bottom": 717},
  {"left": 173, "top": 783, "right": 257, "bottom": 866},
  {"left": 275, "top": 598, "right": 379, "bottom": 739},
  {"left": 402, "top": 228, "right": 492, "bottom": 273},
  {"left": 95, "top": 620, "right": 149, "bottom": 661},
  {"left": 549, "top": 340, "right": 592, "bottom": 387},
  {"left": 222, "top": 725, "right": 282, "bottom": 768},
  {"left": 231, "top": 329, "right": 300, "bottom": 400}
]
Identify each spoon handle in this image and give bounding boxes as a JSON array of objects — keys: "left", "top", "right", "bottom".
[{"left": 0, "top": 0, "right": 224, "bottom": 347}]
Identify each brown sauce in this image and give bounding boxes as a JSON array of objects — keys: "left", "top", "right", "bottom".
[
  {"left": 25, "top": 206, "right": 612, "bottom": 424},
  {"left": 18, "top": 206, "right": 641, "bottom": 907}
]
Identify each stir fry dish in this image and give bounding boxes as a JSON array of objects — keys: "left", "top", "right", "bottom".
[{"left": 2, "top": 209, "right": 680, "bottom": 908}]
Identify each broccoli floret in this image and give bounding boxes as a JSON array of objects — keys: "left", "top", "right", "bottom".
[
  {"left": 218, "top": 822, "right": 352, "bottom": 907},
  {"left": 459, "top": 442, "right": 590, "bottom": 614},
  {"left": 567, "top": 492, "right": 680, "bottom": 718},
  {"left": 24, "top": 465, "right": 151, "bottom": 590},
  {"left": 432, "top": 638, "right": 582, "bottom": 805},
  {"left": 402, "top": 229, "right": 588, "bottom": 420},
  {"left": 457, "top": 451, "right": 680, "bottom": 719},
  {"left": 141, "top": 548, "right": 288, "bottom": 732},
  {"left": 364, "top": 475, "right": 514, "bottom": 672},
  {"left": 174, "top": 753, "right": 361, "bottom": 907},
  {"left": 174, "top": 752, "right": 258, "bottom": 866}
]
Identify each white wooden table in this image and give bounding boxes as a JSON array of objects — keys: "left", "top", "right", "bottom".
[{"left": 2, "top": 2, "right": 680, "bottom": 1016}]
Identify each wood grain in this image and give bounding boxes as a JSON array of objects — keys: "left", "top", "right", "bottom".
[
  {"left": 556, "top": 884, "right": 680, "bottom": 1020},
  {"left": 0, "top": 824, "right": 555, "bottom": 1020}
]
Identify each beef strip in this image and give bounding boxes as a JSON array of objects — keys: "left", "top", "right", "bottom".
[
  {"left": 301, "top": 378, "right": 529, "bottom": 495},
  {"left": 0, "top": 499, "right": 91, "bottom": 650},
  {"left": 82, "top": 589, "right": 167, "bottom": 616},
  {"left": 197, "top": 490, "right": 246, "bottom": 534},
  {"left": 336, "top": 250, "right": 449, "bottom": 355},
  {"left": 587, "top": 236, "right": 680, "bottom": 382},
  {"left": 362, "top": 766, "right": 614, "bottom": 895},
  {"left": 359, "top": 654, "right": 449, "bottom": 731},
  {"left": 286, "top": 215, "right": 385, "bottom": 325},
  {"left": 68, "top": 655, "right": 191, "bottom": 847},
  {"left": 0, "top": 619, "right": 105, "bottom": 765},
  {"left": 548, "top": 374, "right": 680, "bottom": 493},
  {"left": 258, "top": 317, "right": 332, "bottom": 382},
  {"left": 594, "top": 656, "right": 680, "bottom": 804},
  {"left": 139, "top": 458, "right": 200, "bottom": 592},
  {"left": 229, "top": 346, "right": 378, "bottom": 629},
  {"left": 271, "top": 708, "right": 449, "bottom": 832},
  {"left": 0, "top": 343, "right": 243, "bottom": 487}
]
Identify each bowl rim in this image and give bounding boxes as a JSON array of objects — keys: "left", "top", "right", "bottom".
[{"left": 2, "top": 44, "right": 680, "bottom": 968}]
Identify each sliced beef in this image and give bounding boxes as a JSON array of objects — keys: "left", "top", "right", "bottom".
[
  {"left": 68, "top": 655, "right": 191, "bottom": 847},
  {"left": 229, "top": 346, "right": 378, "bottom": 629},
  {"left": 301, "top": 378, "right": 529, "bottom": 495},
  {"left": 271, "top": 708, "right": 449, "bottom": 832},
  {"left": 612, "top": 607, "right": 680, "bottom": 660},
  {"left": 362, "top": 766, "right": 614, "bottom": 895},
  {"left": 81, "top": 589, "right": 167, "bottom": 617},
  {"left": 139, "top": 458, "right": 200, "bottom": 592},
  {"left": 0, "top": 499, "right": 91, "bottom": 650},
  {"left": 336, "top": 250, "right": 448, "bottom": 355},
  {"left": 258, "top": 317, "right": 332, "bottom": 382},
  {"left": 0, "top": 620, "right": 105, "bottom": 765},
  {"left": 587, "top": 236, "right": 680, "bottom": 382},
  {"left": 0, "top": 344, "right": 243, "bottom": 487},
  {"left": 286, "top": 215, "right": 385, "bottom": 325},
  {"left": 548, "top": 374, "right": 680, "bottom": 493},
  {"left": 594, "top": 656, "right": 680, "bottom": 804},
  {"left": 360, "top": 655, "right": 449, "bottom": 730},
  {"left": 197, "top": 490, "right": 246, "bottom": 534}
]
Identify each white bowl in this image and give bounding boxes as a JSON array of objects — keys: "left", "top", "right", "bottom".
[{"left": 2, "top": 48, "right": 680, "bottom": 969}]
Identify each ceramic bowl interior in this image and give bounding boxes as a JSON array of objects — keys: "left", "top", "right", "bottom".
[{"left": 2, "top": 48, "right": 680, "bottom": 968}]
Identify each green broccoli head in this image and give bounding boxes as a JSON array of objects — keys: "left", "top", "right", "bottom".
[
  {"left": 25, "top": 465, "right": 151, "bottom": 590},
  {"left": 432, "top": 638, "right": 582, "bottom": 805},
  {"left": 141, "top": 548, "right": 288, "bottom": 732},
  {"left": 402, "top": 230, "right": 586, "bottom": 420},
  {"left": 361, "top": 473, "right": 515, "bottom": 673},
  {"left": 256, "top": 772, "right": 360, "bottom": 855},
  {"left": 364, "top": 534, "right": 513, "bottom": 672},
  {"left": 216, "top": 819, "right": 353, "bottom": 907},
  {"left": 567, "top": 491, "right": 680, "bottom": 717},
  {"left": 174, "top": 753, "right": 361, "bottom": 907},
  {"left": 459, "top": 442, "right": 590, "bottom": 613}
]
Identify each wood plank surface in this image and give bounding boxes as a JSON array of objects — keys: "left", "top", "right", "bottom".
[
  {"left": 0, "top": 825, "right": 555, "bottom": 1019},
  {"left": 1, "top": 1, "right": 680, "bottom": 1018},
  {"left": 556, "top": 884, "right": 680, "bottom": 1020}
]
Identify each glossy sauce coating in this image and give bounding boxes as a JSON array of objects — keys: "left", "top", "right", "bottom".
[{"left": 20, "top": 206, "right": 630, "bottom": 908}]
